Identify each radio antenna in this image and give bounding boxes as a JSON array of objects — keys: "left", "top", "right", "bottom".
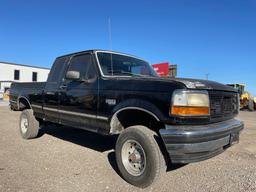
[
  {"left": 108, "top": 17, "right": 112, "bottom": 50},
  {"left": 108, "top": 17, "right": 113, "bottom": 75}
]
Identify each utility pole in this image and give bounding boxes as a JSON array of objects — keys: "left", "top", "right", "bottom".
[{"left": 205, "top": 73, "right": 209, "bottom": 80}]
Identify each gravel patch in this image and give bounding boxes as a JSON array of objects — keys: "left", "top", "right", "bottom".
[{"left": 0, "top": 106, "right": 255, "bottom": 192}]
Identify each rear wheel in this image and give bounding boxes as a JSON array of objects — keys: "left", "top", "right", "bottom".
[
  {"left": 19, "top": 109, "right": 39, "bottom": 139},
  {"left": 115, "top": 126, "right": 166, "bottom": 188}
]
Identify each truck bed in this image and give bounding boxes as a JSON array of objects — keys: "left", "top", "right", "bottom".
[
  {"left": 11, "top": 82, "right": 46, "bottom": 92},
  {"left": 9, "top": 82, "right": 46, "bottom": 109}
]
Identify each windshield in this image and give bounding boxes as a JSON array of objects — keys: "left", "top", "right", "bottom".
[
  {"left": 97, "top": 52, "right": 158, "bottom": 77},
  {"left": 237, "top": 85, "right": 244, "bottom": 94}
]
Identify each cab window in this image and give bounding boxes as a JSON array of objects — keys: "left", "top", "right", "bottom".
[{"left": 67, "top": 54, "right": 96, "bottom": 80}]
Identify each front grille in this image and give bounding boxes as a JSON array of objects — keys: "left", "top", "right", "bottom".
[{"left": 209, "top": 91, "right": 238, "bottom": 122}]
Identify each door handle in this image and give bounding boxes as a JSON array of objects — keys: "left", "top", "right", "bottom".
[
  {"left": 59, "top": 85, "right": 67, "bottom": 90},
  {"left": 46, "top": 91, "right": 55, "bottom": 95}
]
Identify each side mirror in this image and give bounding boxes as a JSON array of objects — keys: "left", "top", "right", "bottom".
[{"left": 66, "top": 71, "right": 80, "bottom": 81}]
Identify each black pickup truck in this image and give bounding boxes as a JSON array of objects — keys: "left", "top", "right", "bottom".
[{"left": 9, "top": 50, "right": 244, "bottom": 188}]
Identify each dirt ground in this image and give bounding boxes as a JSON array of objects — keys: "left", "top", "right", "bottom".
[{"left": 0, "top": 106, "right": 255, "bottom": 192}]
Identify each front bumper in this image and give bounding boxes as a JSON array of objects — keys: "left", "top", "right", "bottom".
[{"left": 160, "top": 119, "right": 244, "bottom": 164}]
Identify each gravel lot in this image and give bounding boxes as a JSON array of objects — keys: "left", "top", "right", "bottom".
[
  {"left": 0, "top": 106, "right": 255, "bottom": 192},
  {"left": 0, "top": 100, "right": 9, "bottom": 107}
]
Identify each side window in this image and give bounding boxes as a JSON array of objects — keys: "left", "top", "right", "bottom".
[
  {"left": 47, "top": 56, "right": 68, "bottom": 83},
  {"left": 67, "top": 54, "right": 96, "bottom": 80},
  {"left": 86, "top": 62, "right": 97, "bottom": 79},
  {"left": 32, "top": 72, "right": 37, "bottom": 82},
  {"left": 14, "top": 70, "right": 20, "bottom": 80}
]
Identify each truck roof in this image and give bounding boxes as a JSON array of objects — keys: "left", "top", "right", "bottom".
[{"left": 56, "top": 50, "right": 145, "bottom": 61}]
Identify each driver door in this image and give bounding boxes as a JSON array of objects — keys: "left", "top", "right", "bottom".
[{"left": 58, "top": 53, "right": 98, "bottom": 131}]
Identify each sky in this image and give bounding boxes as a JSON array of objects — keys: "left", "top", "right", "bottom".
[{"left": 0, "top": 0, "right": 255, "bottom": 94}]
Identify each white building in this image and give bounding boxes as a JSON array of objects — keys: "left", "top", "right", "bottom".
[{"left": 0, "top": 61, "right": 50, "bottom": 96}]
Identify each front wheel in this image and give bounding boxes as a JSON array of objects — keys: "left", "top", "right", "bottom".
[
  {"left": 19, "top": 109, "right": 39, "bottom": 139},
  {"left": 115, "top": 126, "right": 166, "bottom": 188}
]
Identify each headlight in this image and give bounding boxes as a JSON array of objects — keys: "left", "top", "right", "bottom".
[{"left": 171, "top": 90, "right": 210, "bottom": 116}]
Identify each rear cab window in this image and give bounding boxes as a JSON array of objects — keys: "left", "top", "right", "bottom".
[
  {"left": 46, "top": 56, "right": 70, "bottom": 89},
  {"left": 47, "top": 56, "right": 69, "bottom": 83}
]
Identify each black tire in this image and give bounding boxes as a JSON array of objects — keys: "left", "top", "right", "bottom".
[
  {"left": 115, "top": 126, "right": 166, "bottom": 188},
  {"left": 248, "top": 99, "right": 254, "bottom": 111},
  {"left": 19, "top": 109, "right": 39, "bottom": 139}
]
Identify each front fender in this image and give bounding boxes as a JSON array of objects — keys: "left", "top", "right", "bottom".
[
  {"left": 109, "top": 99, "right": 166, "bottom": 134},
  {"left": 111, "top": 99, "right": 164, "bottom": 121}
]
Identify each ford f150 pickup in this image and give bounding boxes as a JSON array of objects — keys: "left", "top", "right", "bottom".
[{"left": 9, "top": 50, "right": 244, "bottom": 188}]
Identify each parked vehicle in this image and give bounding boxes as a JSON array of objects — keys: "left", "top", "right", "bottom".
[
  {"left": 9, "top": 50, "right": 244, "bottom": 188},
  {"left": 227, "top": 84, "right": 255, "bottom": 111}
]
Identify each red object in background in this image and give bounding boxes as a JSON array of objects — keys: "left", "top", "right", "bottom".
[{"left": 152, "top": 62, "right": 169, "bottom": 77}]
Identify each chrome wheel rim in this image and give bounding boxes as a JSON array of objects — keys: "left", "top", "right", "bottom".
[
  {"left": 20, "top": 116, "right": 28, "bottom": 134},
  {"left": 121, "top": 140, "right": 146, "bottom": 176}
]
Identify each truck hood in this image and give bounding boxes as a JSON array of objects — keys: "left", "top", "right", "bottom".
[
  {"left": 103, "top": 76, "right": 237, "bottom": 93},
  {"left": 171, "top": 78, "right": 237, "bottom": 92}
]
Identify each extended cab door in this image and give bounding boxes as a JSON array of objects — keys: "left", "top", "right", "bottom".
[
  {"left": 43, "top": 56, "right": 69, "bottom": 123},
  {"left": 58, "top": 53, "right": 99, "bottom": 131}
]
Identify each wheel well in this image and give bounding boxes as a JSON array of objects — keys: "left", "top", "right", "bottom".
[
  {"left": 18, "top": 97, "right": 31, "bottom": 111},
  {"left": 110, "top": 109, "right": 165, "bottom": 134}
]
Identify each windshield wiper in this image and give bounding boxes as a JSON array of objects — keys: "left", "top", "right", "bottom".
[{"left": 109, "top": 70, "right": 149, "bottom": 77}]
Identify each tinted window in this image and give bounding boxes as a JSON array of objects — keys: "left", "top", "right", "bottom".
[
  {"left": 97, "top": 52, "right": 158, "bottom": 77},
  {"left": 86, "top": 63, "right": 96, "bottom": 79},
  {"left": 67, "top": 54, "right": 95, "bottom": 79},
  {"left": 14, "top": 70, "right": 20, "bottom": 80},
  {"left": 47, "top": 56, "right": 68, "bottom": 83},
  {"left": 32, "top": 72, "right": 37, "bottom": 82}
]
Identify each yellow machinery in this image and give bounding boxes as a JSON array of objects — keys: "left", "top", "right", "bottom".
[
  {"left": 227, "top": 84, "right": 255, "bottom": 111},
  {"left": 2, "top": 89, "right": 10, "bottom": 101}
]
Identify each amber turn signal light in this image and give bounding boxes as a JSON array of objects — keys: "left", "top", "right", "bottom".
[{"left": 171, "top": 106, "right": 210, "bottom": 116}]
